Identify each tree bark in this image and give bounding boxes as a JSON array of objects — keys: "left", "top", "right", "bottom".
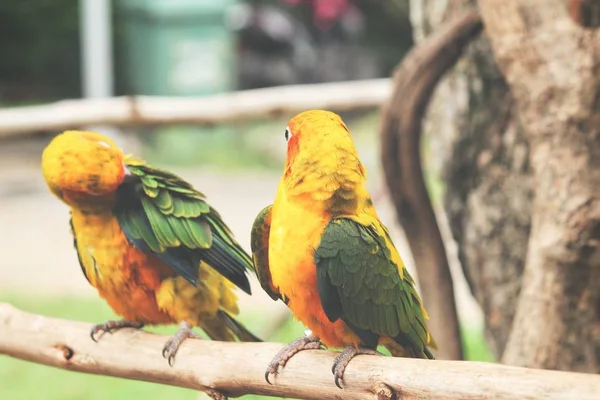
[
  {"left": 380, "top": 11, "right": 484, "bottom": 361},
  {"left": 477, "top": 0, "right": 600, "bottom": 371},
  {"left": 412, "top": 0, "right": 532, "bottom": 359}
]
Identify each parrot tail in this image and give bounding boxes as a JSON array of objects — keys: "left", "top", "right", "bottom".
[
  {"left": 383, "top": 338, "right": 435, "bottom": 360},
  {"left": 202, "top": 310, "right": 263, "bottom": 342}
]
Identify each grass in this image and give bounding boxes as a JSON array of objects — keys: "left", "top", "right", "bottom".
[
  {"left": 462, "top": 325, "right": 495, "bottom": 362},
  {"left": 0, "top": 293, "right": 493, "bottom": 400}
]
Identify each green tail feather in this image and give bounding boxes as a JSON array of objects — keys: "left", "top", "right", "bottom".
[
  {"left": 217, "top": 310, "right": 262, "bottom": 342},
  {"left": 423, "top": 347, "right": 435, "bottom": 360}
]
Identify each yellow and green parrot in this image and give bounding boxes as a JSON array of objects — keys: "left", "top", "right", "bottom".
[
  {"left": 251, "top": 110, "right": 436, "bottom": 388},
  {"left": 42, "top": 130, "right": 260, "bottom": 367}
]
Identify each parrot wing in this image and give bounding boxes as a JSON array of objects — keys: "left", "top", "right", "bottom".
[
  {"left": 114, "top": 158, "right": 253, "bottom": 295},
  {"left": 250, "top": 205, "right": 284, "bottom": 302},
  {"left": 314, "top": 217, "right": 433, "bottom": 358}
]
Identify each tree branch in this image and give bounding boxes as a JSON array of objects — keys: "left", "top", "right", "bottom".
[
  {"left": 0, "top": 79, "right": 390, "bottom": 138},
  {"left": 379, "top": 11, "right": 483, "bottom": 360},
  {"left": 1, "top": 303, "right": 599, "bottom": 399}
]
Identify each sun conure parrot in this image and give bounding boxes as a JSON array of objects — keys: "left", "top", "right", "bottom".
[
  {"left": 251, "top": 110, "right": 436, "bottom": 388},
  {"left": 41, "top": 130, "right": 261, "bottom": 367}
]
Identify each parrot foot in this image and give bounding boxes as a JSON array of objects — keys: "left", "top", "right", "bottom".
[
  {"left": 265, "top": 335, "right": 322, "bottom": 384},
  {"left": 162, "top": 321, "right": 203, "bottom": 366},
  {"left": 206, "top": 389, "right": 228, "bottom": 400},
  {"left": 90, "top": 320, "right": 144, "bottom": 342},
  {"left": 332, "top": 345, "right": 383, "bottom": 389}
]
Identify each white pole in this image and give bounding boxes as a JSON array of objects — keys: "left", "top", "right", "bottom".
[
  {"left": 80, "top": 0, "right": 126, "bottom": 145},
  {"left": 80, "top": 0, "right": 113, "bottom": 98}
]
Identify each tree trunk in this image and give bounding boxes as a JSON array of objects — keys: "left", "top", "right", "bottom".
[
  {"left": 477, "top": 0, "right": 600, "bottom": 372},
  {"left": 411, "top": 0, "right": 532, "bottom": 359},
  {"left": 380, "top": 10, "right": 484, "bottom": 361}
]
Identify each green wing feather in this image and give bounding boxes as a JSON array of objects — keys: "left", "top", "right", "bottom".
[
  {"left": 115, "top": 157, "right": 253, "bottom": 294},
  {"left": 250, "top": 205, "right": 284, "bottom": 302},
  {"left": 314, "top": 217, "right": 433, "bottom": 358}
]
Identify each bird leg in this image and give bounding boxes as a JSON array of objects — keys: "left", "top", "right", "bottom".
[
  {"left": 162, "top": 321, "right": 203, "bottom": 366},
  {"left": 206, "top": 389, "right": 228, "bottom": 400},
  {"left": 90, "top": 320, "right": 144, "bottom": 342},
  {"left": 265, "top": 334, "right": 322, "bottom": 384},
  {"left": 332, "top": 345, "right": 383, "bottom": 389}
]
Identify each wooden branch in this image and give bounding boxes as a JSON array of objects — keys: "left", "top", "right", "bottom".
[
  {"left": 379, "top": 11, "right": 483, "bottom": 360},
  {"left": 0, "top": 79, "right": 391, "bottom": 138},
  {"left": 1, "top": 303, "right": 600, "bottom": 400}
]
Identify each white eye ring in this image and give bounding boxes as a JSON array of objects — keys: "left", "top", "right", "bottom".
[
  {"left": 284, "top": 126, "right": 292, "bottom": 142},
  {"left": 97, "top": 141, "right": 111, "bottom": 148}
]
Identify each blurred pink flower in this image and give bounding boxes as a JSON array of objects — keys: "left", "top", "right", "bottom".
[{"left": 284, "top": 0, "right": 350, "bottom": 31}]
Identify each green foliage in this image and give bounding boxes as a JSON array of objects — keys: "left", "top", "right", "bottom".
[
  {"left": 0, "top": 0, "right": 80, "bottom": 102},
  {"left": 462, "top": 325, "right": 495, "bottom": 362}
]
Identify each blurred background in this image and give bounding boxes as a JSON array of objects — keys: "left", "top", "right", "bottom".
[{"left": 0, "top": 1, "right": 492, "bottom": 399}]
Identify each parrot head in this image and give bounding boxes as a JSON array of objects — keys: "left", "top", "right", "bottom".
[
  {"left": 41, "top": 130, "right": 127, "bottom": 206},
  {"left": 281, "top": 110, "right": 366, "bottom": 207},
  {"left": 283, "top": 109, "right": 363, "bottom": 176},
  {"left": 284, "top": 109, "right": 352, "bottom": 167}
]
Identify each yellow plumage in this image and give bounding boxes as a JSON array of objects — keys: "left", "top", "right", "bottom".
[
  {"left": 42, "top": 130, "right": 259, "bottom": 368},
  {"left": 252, "top": 110, "right": 435, "bottom": 387}
]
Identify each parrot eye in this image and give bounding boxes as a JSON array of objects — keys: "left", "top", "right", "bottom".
[{"left": 284, "top": 126, "right": 292, "bottom": 142}]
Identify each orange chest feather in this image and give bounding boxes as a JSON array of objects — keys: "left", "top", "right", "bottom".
[
  {"left": 268, "top": 183, "right": 365, "bottom": 347},
  {"left": 70, "top": 210, "right": 174, "bottom": 322},
  {"left": 269, "top": 187, "right": 326, "bottom": 296}
]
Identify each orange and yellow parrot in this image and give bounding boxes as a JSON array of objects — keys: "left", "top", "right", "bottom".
[
  {"left": 251, "top": 110, "right": 436, "bottom": 388},
  {"left": 42, "top": 130, "right": 260, "bottom": 366}
]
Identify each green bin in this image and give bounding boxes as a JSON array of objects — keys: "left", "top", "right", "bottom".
[
  {"left": 118, "top": 0, "right": 237, "bottom": 96},
  {"left": 116, "top": 0, "right": 239, "bottom": 166}
]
